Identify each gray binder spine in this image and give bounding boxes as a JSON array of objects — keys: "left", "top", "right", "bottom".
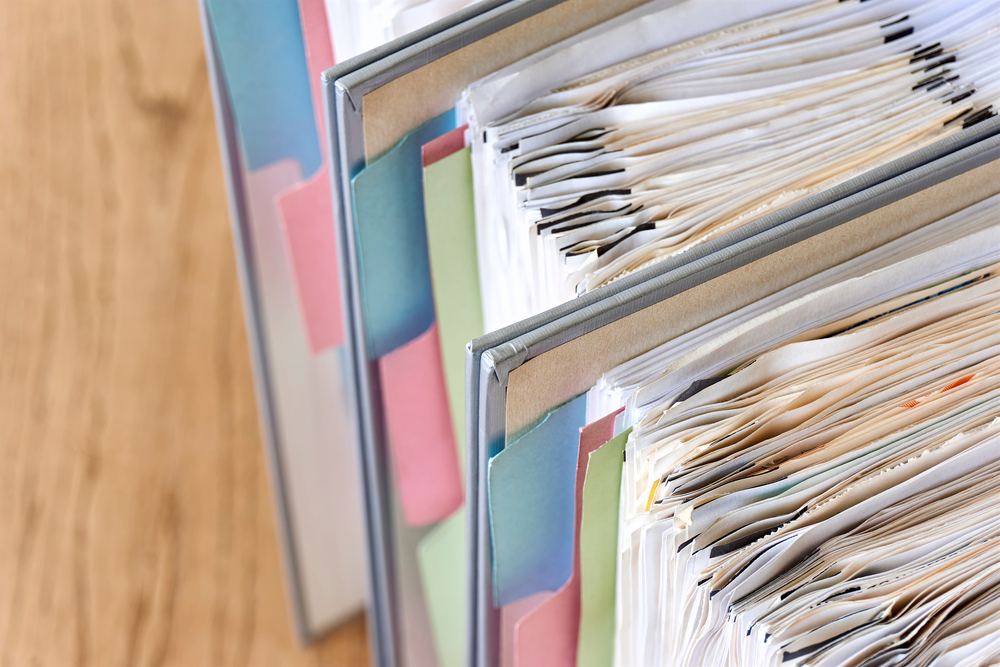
[
  {"left": 323, "top": 79, "right": 396, "bottom": 666},
  {"left": 322, "top": 5, "right": 525, "bottom": 666},
  {"left": 325, "top": 3, "right": 576, "bottom": 665}
]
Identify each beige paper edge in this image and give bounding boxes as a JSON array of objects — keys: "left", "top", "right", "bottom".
[{"left": 506, "top": 160, "right": 1000, "bottom": 437}]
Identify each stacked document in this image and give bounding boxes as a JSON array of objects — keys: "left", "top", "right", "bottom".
[
  {"left": 203, "top": 0, "right": 1000, "bottom": 662},
  {"left": 602, "top": 195, "right": 1000, "bottom": 666},
  {"left": 464, "top": 0, "right": 1000, "bottom": 329},
  {"left": 475, "top": 166, "right": 1000, "bottom": 667},
  {"left": 323, "top": 0, "right": 1000, "bottom": 665}
]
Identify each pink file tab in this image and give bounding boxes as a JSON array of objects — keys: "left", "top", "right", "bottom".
[
  {"left": 279, "top": 0, "right": 344, "bottom": 353},
  {"left": 422, "top": 125, "right": 469, "bottom": 167},
  {"left": 279, "top": 176, "right": 344, "bottom": 351},
  {"left": 379, "top": 323, "right": 464, "bottom": 526}
]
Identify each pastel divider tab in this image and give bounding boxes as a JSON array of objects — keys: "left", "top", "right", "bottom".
[
  {"left": 278, "top": 0, "right": 344, "bottom": 353},
  {"left": 501, "top": 592, "right": 551, "bottom": 667},
  {"left": 279, "top": 178, "right": 344, "bottom": 351},
  {"left": 379, "top": 322, "right": 463, "bottom": 526},
  {"left": 351, "top": 110, "right": 457, "bottom": 358},
  {"left": 488, "top": 394, "right": 588, "bottom": 606},
  {"left": 577, "top": 428, "right": 632, "bottom": 667},
  {"left": 203, "top": 0, "right": 320, "bottom": 176},
  {"left": 293, "top": 0, "right": 334, "bottom": 133},
  {"left": 422, "top": 125, "right": 469, "bottom": 167},
  {"left": 422, "top": 131, "right": 482, "bottom": 464},
  {"left": 513, "top": 409, "right": 622, "bottom": 667},
  {"left": 417, "top": 507, "right": 467, "bottom": 667}
]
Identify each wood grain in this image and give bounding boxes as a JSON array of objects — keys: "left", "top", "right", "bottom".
[{"left": 0, "top": 0, "right": 370, "bottom": 665}]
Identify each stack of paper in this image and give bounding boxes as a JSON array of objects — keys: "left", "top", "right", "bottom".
[
  {"left": 464, "top": 0, "right": 1000, "bottom": 329},
  {"left": 320, "top": 1, "right": 1000, "bottom": 665},
  {"left": 600, "top": 195, "right": 1000, "bottom": 666},
  {"left": 477, "top": 184, "right": 1000, "bottom": 667},
  {"left": 202, "top": 0, "right": 1000, "bottom": 663}
]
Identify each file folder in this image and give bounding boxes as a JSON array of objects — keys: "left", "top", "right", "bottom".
[
  {"left": 198, "top": 0, "right": 506, "bottom": 649},
  {"left": 324, "top": 0, "right": 1000, "bottom": 664},
  {"left": 198, "top": 0, "right": 370, "bottom": 642},
  {"left": 326, "top": 4, "right": 679, "bottom": 664},
  {"left": 199, "top": 0, "right": 1000, "bottom": 656},
  {"left": 470, "top": 126, "right": 1000, "bottom": 667}
]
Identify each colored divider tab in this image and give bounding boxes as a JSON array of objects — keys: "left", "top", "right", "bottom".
[
  {"left": 513, "top": 409, "right": 622, "bottom": 667},
  {"left": 489, "top": 394, "right": 588, "bottom": 606},
  {"left": 501, "top": 592, "right": 551, "bottom": 667},
  {"left": 279, "top": 175, "right": 344, "bottom": 351},
  {"left": 417, "top": 508, "right": 467, "bottom": 667},
  {"left": 278, "top": 0, "right": 344, "bottom": 353},
  {"left": 351, "top": 110, "right": 457, "bottom": 359},
  {"left": 422, "top": 125, "right": 469, "bottom": 167},
  {"left": 578, "top": 428, "right": 632, "bottom": 667},
  {"left": 422, "top": 140, "right": 482, "bottom": 465},
  {"left": 379, "top": 322, "right": 463, "bottom": 526},
  {"left": 204, "top": 0, "right": 320, "bottom": 176}
]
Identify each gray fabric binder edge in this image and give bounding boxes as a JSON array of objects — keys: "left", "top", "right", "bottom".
[
  {"left": 488, "top": 129, "right": 1000, "bottom": 384},
  {"left": 323, "top": 2, "right": 580, "bottom": 666},
  {"left": 321, "top": 84, "right": 391, "bottom": 667},
  {"left": 323, "top": 0, "right": 512, "bottom": 107},
  {"left": 196, "top": 1, "right": 314, "bottom": 645},
  {"left": 321, "top": 4, "right": 530, "bottom": 666},
  {"left": 468, "top": 119, "right": 1000, "bottom": 667}
]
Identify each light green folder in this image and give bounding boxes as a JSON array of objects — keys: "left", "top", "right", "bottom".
[
  {"left": 417, "top": 144, "right": 481, "bottom": 667},
  {"left": 578, "top": 428, "right": 631, "bottom": 667},
  {"left": 423, "top": 145, "right": 484, "bottom": 463}
]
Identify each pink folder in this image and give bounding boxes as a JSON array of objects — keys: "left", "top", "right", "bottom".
[
  {"left": 379, "top": 323, "right": 464, "bottom": 526},
  {"left": 279, "top": 0, "right": 345, "bottom": 353}
]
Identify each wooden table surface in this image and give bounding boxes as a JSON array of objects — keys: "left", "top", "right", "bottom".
[{"left": 0, "top": 0, "right": 370, "bottom": 664}]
